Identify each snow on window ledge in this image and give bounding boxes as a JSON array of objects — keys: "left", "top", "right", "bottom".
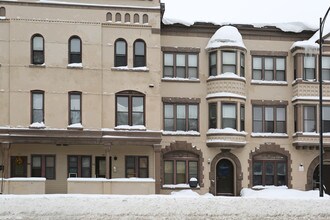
[
  {"left": 251, "top": 133, "right": 288, "bottom": 138},
  {"left": 3, "top": 177, "right": 46, "bottom": 182},
  {"left": 162, "top": 184, "right": 200, "bottom": 189},
  {"left": 162, "top": 130, "right": 200, "bottom": 136},
  {"left": 162, "top": 77, "right": 200, "bottom": 82},
  {"left": 67, "top": 123, "right": 83, "bottom": 130},
  {"left": 114, "top": 125, "right": 147, "bottom": 131},
  {"left": 206, "top": 92, "right": 246, "bottom": 100},
  {"left": 208, "top": 72, "right": 245, "bottom": 81},
  {"left": 29, "top": 122, "right": 46, "bottom": 129},
  {"left": 111, "top": 66, "right": 149, "bottom": 72},
  {"left": 251, "top": 80, "right": 288, "bottom": 85},
  {"left": 29, "top": 63, "right": 46, "bottom": 68},
  {"left": 207, "top": 128, "right": 247, "bottom": 136},
  {"left": 0, "top": 16, "right": 6, "bottom": 20},
  {"left": 67, "top": 63, "right": 83, "bottom": 69},
  {"left": 67, "top": 177, "right": 155, "bottom": 183}
]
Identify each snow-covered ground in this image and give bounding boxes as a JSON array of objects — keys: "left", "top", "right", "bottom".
[{"left": 0, "top": 186, "right": 329, "bottom": 219}]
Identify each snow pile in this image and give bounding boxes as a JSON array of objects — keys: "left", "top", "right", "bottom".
[
  {"left": 114, "top": 125, "right": 147, "bottom": 131},
  {"left": 67, "top": 123, "right": 83, "bottom": 129},
  {"left": 206, "top": 92, "right": 246, "bottom": 100},
  {"left": 29, "top": 122, "right": 46, "bottom": 128},
  {"left": 207, "top": 128, "right": 247, "bottom": 135},
  {"left": 241, "top": 185, "right": 330, "bottom": 199},
  {"left": 162, "top": 130, "right": 200, "bottom": 136},
  {"left": 206, "top": 26, "right": 246, "bottom": 50},
  {"left": 208, "top": 72, "right": 246, "bottom": 80},
  {"left": 67, "top": 63, "right": 83, "bottom": 68}
]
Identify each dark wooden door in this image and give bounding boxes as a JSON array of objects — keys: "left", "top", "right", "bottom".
[
  {"left": 95, "top": 157, "right": 111, "bottom": 178},
  {"left": 216, "top": 159, "right": 234, "bottom": 196},
  {"left": 324, "top": 165, "right": 330, "bottom": 195},
  {"left": 10, "top": 156, "right": 27, "bottom": 177}
]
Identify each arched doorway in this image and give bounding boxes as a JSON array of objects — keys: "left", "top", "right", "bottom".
[
  {"left": 312, "top": 164, "right": 330, "bottom": 195},
  {"left": 216, "top": 159, "right": 234, "bottom": 196}
]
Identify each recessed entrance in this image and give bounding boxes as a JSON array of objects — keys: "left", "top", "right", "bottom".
[
  {"left": 313, "top": 164, "right": 330, "bottom": 195},
  {"left": 216, "top": 159, "right": 234, "bottom": 196}
]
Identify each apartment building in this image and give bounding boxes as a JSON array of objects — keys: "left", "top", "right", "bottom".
[{"left": 0, "top": 0, "right": 329, "bottom": 196}]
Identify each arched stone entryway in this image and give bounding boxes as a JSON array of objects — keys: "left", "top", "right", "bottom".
[
  {"left": 306, "top": 151, "right": 330, "bottom": 195},
  {"left": 209, "top": 150, "right": 242, "bottom": 196}
]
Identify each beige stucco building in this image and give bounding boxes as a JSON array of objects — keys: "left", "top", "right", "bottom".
[{"left": 0, "top": 0, "right": 330, "bottom": 196}]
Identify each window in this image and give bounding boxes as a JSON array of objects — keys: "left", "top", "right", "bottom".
[
  {"left": 322, "top": 56, "right": 330, "bottom": 81},
  {"left": 164, "top": 103, "right": 199, "bottom": 131},
  {"left": 163, "top": 151, "right": 199, "bottom": 185},
  {"left": 125, "top": 156, "right": 148, "bottom": 178},
  {"left": 31, "top": 155, "right": 55, "bottom": 179},
  {"left": 222, "top": 51, "right": 236, "bottom": 74},
  {"left": 252, "top": 57, "right": 286, "bottom": 81},
  {"left": 222, "top": 103, "right": 236, "bottom": 129},
  {"left": 106, "top": 12, "right": 112, "bottom": 21},
  {"left": 31, "top": 90, "right": 44, "bottom": 123},
  {"left": 124, "top": 13, "right": 130, "bottom": 22},
  {"left": 68, "top": 155, "right": 91, "bottom": 177},
  {"left": 114, "top": 39, "right": 127, "bottom": 67},
  {"left": 134, "top": 39, "right": 146, "bottom": 67},
  {"left": 69, "top": 92, "right": 81, "bottom": 125},
  {"left": 240, "top": 104, "right": 245, "bottom": 131},
  {"left": 31, "top": 34, "right": 44, "bottom": 65},
  {"left": 209, "top": 52, "right": 217, "bottom": 76},
  {"left": 253, "top": 106, "right": 286, "bottom": 133},
  {"left": 134, "top": 14, "right": 139, "bottom": 23},
  {"left": 304, "top": 106, "right": 316, "bottom": 132},
  {"left": 116, "top": 91, "right": 145, "bottom": 126},
  {"left": 0, "top": 7, "right": 5, "bottom": 17},
  {"left": 68, "top": 36, "right": 82, "bottom": 64},
  {"left": 209, "top": 103, "right": 217, "bottom": 129},
  {"left": 142, "top": 14, "right": 148, "bottom": 24},
  {"left": 240, "top": 52, "right": 245, "bottom": 77},
  {"left": 253, "top": 153, "right": 287, "bottom": 186},
  {"left": 115, "top": 13, "right": 121, "bottom": 22},
  {"left": 323, "top": 106, "right": 330, "bottom": 132},
  {"left": 304, "top": 55, "right": 315, "bottom": 80},
  {"left": 95, "top": 156, "right": 111, "bottom": 178},
  {"left": 10, "top": 156, "right": 27, "bottom": 177},
  {"left": 163, "top": 52, "right": 198, "bottom": 79}
]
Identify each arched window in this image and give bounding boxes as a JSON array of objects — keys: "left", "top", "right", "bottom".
[
  {"left": 68, "top": 36, "right": 82, "bottom": 64},
  {"left": 106, "top": 12, "right": 112, "bottom": 21},
  {"left": 133, "top": 14, "right": 139, "bottom": 23},
  {"left": 31, "top": 34, "right": 44, "bottom": 65},
  {"left": 124, "top": 13, "right": 130, "bottom": 23},
  {"left": 114, "top": 38, "right": 127, "bottom": 67},
  {"left": 133, "top": 39, "right": 146, "bottom": 67},
  {"left": 142, "top": 14, "right": 148, "bottom": 24},
  {"left": 0, "top": 7, "right": 5, "bottom": 17},
  {"left": 115, "top": 13, "right": 121, "bottom": 22},
  {"left": 115, "top": 90, "right": 145, "bottom": 126}
]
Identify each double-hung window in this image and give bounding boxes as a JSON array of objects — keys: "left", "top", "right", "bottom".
[
  {"left": 240, "top": 53, "right": 245, "bottom": 77},
  {"left": 31, "top": 90, "right": 44, "bottom": 123},
  {"left": 69, "top": 92, "right": 81, "bottom": 125},
  {"left": 31, "top": 155, "right": 55, "bottom": 179},
  {"left": 252, "top": 57, "right": 286, "bottom": 81},
  {"left": 69, "top": 36, "right": 82, "bottom": 64},
  {"left": 68, "top": 155, "right": 91, "bottom": 177},
  {"left": 304, "top": 106, "right": 316, "bottom": 132},
  {"left": 322, "top": 56, "right": 330, "bottom": 81},
  {"left": 116, "top": 91, "right": 145, "bottom": 126},
  {"left": 323, "top": 106, "right": 330, "bottom": 132},
  {"left": 115, "top": 39, "right": 127, "bottom": 67},
  {"left": 208, "top": 103, "right": 217, "bottom": 129},
  {"left": 164, "top": 103, "right": 199, "bottom": 131},
  {"left": 222, "top": 51, "right": 236, "bottom": 74},
  {"left": 163, "top": 53, "right": 198, "bottom": 79},
  {"left": 134, "top": 40, "right": 146, "bottom": 67},
  {"left": 222, "top": 104, "right": 236, "bottom": 129},
  {"left": 31, "top": 34, "right": 44, "bottom": 65},
  {"left": 303, "top": 56, "right": 315, "bottom": 80},
  {"left": 125, "top": 156, "right": 148, "bottom": 178},
  {"left": 209, "top": 52, "right": 217, "bottom": 76},
  {"left": 253, "top": 106, "right": 286, "bottom": 133}
]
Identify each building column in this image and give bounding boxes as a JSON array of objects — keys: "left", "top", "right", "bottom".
[
  {"left": 153, "top": 144, "right": 162, "bottom": 194},
  {"left": 104, "top": 144, "right": 111, "bottom": 179},
  {"left": 1, "top": 142, "right": 11, "bottom": 179}
]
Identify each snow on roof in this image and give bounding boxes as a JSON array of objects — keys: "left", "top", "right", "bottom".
[
  {"left": 161, "top": 0, "right": 328, "bottom": 33},
  {"left": 206, "top": 26, "right": 246, "bottom": 50}
]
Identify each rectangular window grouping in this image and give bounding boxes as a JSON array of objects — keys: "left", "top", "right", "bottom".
[
  {"left": 253, "top": 105, "right": 286, "bottom": 133},
  {"left": 252, "top": 56, "right": 286, "bottom": 81},
  {"left": 163, "top": 52, "right": 198, "bottom": 79}
]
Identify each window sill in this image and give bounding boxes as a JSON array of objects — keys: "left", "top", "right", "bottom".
[
  {"left": 111, "top": 66, "right": 149, "bottom": 72},
  {"left": 251, "top": 80, "right": 288, "bottom": 86},
  {"left": 162, "top": 184, "right": 200, "bottom": 189},
  {"left": 162, "top": 131, "right": 200, "bottom": 136},
  {"left": 29, "top": 64, "right": 46, "bottom": 68},
  {"left": 162, "top": 77, "right": 200, "bottom": 83},
  {"left": 250, "top": 133, "right": 288, "bottom": 138},
  {"left": 67, "top": 63, "right": 83, "bottom": 69}
]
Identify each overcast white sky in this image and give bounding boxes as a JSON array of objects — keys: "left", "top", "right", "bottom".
[{"left": 160, "top": 0, "right": 330, "bottom": 30}]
